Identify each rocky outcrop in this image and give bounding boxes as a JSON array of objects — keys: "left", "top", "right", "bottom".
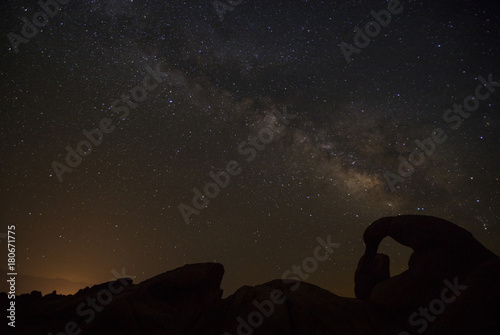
[
  {"left": 355, "top": 215, "right": 500, "bottom": 334},
  {"left": 190, "top": 279, "right": 395, "bottom": 335},
  {"left": 1, "top": 263, "right": 224, "bottom": 335},
  {"left": 2, "top": 215, "right": 499, "bottom": 335}
]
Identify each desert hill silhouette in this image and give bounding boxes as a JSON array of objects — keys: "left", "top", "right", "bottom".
[
  {"left": 0, "top": 271, "right": 92, "bottom": 297},
  {"left": 2, "top": 215, "right": 499, "bottom": 335}
]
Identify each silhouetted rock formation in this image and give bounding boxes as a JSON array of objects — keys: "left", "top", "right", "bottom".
[
  {"left": 0, "top": 272, "right": 92, "bottom": 296},
  {"left": 355, "top": 253, "right": 390, "bottom": 300},
  {"left": 1, "top": 215, "right": 499, "bottom": 335},
  {"left": 355, "top": 215, "right": 500, "bottom": 334}
]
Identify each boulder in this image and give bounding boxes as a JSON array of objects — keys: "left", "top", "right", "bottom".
[
  {"left": 354, "top": 215, "right": 500, "bottom": 335},
  {"left": 3, "top": 215, "right": 499, "bottom": 335}
]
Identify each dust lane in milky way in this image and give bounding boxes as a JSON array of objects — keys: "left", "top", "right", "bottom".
[{"left": 0, "top": 0, "right": 499, "bottom": 297}]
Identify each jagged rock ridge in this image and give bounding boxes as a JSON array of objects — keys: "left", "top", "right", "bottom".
[{"left": 2, "top": 215, "right": 499, "bottom": 335}]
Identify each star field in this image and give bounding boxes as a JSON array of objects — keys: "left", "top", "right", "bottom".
[{"left": 0, "top": 0, "right": 499, "bottom": 297}]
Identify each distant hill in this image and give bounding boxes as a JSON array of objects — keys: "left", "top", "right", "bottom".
[
  {"left": 0, "top": 270, "right": 92, "bottom": 296},
  {"left": 2, "top": 215, "right": 499, "bottom": 335}
]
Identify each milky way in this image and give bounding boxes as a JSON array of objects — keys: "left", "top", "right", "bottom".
[{"left": 1, "top": 0, "right": 499, "bottom": 297}]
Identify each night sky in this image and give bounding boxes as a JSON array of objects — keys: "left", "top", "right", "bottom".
[{"left": 1, "top": 0, "right": 499, "bottom": 297}]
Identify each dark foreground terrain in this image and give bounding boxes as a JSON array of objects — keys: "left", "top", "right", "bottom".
[{"left": 2, "top": 215, "right": 499, "bottom": 335}]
